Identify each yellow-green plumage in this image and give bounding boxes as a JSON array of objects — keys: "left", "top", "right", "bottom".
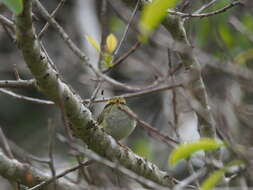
[{"left": 97, "top": 98, "right": 136, "bottom": 141}]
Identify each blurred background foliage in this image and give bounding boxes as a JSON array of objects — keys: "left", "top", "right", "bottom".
[{"left": 189, "top": 0, "right": 253, "bottom": 61}]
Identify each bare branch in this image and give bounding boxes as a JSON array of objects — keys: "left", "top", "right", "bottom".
[
  {"left": 47, "top": 119, "right": 57, "bottom": 190},
  {"left": 0, "top": 15, "right": 15, "bottom": 31},
  {"left": 168, "top": 1, "right": 243, "bottom": 19},
  {"left": 103, "top": 42, "right": 141, "bottom": 73},
  {"left": 0, "top": 79, "right": 36, "bottom": 88},
  {"left": 0, "top": 128, "right": 14, "bottom": 159},
  {"left": 34, "top": 0, "right": 153, "bottom": 92},
  {"left": 38, "top": 0, "right": 66, "bottom": 39},
  {"left": 193, "top": 0, "right": 218, "bottom": 14},
  {"left": 113, "top": 0, "right": 140, "bottom": 56},
  {"left": 119, "top": 106, "right": 179, "bottom": 147},
  {"left": 0, "top": 89, "right": 54, "bottom": 105},
  {"left": 0, "top": 151, "right": 79, "bottom": 190},
  {"left": 174, "top": 168, "right": 206, "bottom": 190},
  {"left": 83, "top": 83, "right": 182, "bottom": 103},
  {"left": 163, "top": 15, "right": 216, "bottom": 139},
  {"left": 27, "top": 160, "right": 92, "bottom": 190}
]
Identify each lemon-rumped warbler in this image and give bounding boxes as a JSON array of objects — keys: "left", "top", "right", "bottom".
[{"left": 97, "top": 97, "right": 136, "bottom": 141}]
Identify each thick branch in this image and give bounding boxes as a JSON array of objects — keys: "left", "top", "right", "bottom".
[
  {"left": 0, "top": 151, "right": 79, "bottom": 190},
  {"left": 14, "top": 0, "right": 173, "bottom": 188},
  {"left": 163, "top": 16, "right": 216, "bottom": 138}
]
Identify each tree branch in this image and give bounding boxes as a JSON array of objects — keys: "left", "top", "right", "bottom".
[
  {"left": 163, "top": 15, "right": 216, "bottom": 138},
  {"left": 168, "top": 1, "right": 243, "bottom": 19},
  {"left": 14, "top": 0, "right": 174, "bottom": 188},
  {"left": 0, "top": 79, "right": 36, "bottom": 88},
  {"left": 0, "top": 151, "right": 79, "bottom": 190},
  {"left": 0, "top": 88, "right": 54, "bottom": 105},
  {"left": 34, "top": 0, "right": 156, "bottom": 92}
]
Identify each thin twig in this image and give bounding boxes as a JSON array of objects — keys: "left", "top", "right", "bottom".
[
  {"left": 103, "top": 0, "right": 141, "bottom": 73},
  {"left": 186, "top": 160, "right": 200, "bottom": 188},
  {"left": 34, "top": 0, "right": 149, "bottom": 92},
  {"left": 27, "top": 161, "right": 92, "bottom": 190},
  {"left": 0, "top": 88, "right": 54, "bottom": 105},
  {"left": 0, "top": 81, "right": 180, "bottom": 105},
  {"left": 193, "top": 0, "right": 219, "bottom": 14},
  {"left": 168, "top": 50, "right": 179, "bottom": 139},
  {"left": 0, "top": 15, "right": 15, "bottom": 41},
  {"left": 168, "top": 1, "right": 242, "bottom": 19},
  {"left": 168, "top": 63, "right": 182, "bottom": 76},
  {"left": 87, "top": 82, "right": 102, "bottom": 109},
  {"left": 56, "top": 134, "right": 93, "bottom": 184},
  {"left": 107, "top": 0, "right": 140, "bottom": 34},
  {"left": 119, "top": 106, "right": 179, "bottom": 147},
  {"left": 179, "top": 88, "right": 214, "bottom": 128},
  {"left": 174, "top": 168, "right": 206, "bottom": 190},
  {"left": 28, "top": 155, "right": 50, "bottom": 164},
  {"left": 113, "top": 0, "right": 140, "bottom": 57},
  {"left": 0, "top": 129, "right": 20, "bottom": 190},
  {"left": 98, "top": 0, "right": 108, "bottom": 68},
  {"left": 13, "top": 64, "right": 21, "bottom": 80},
  {"left": 38, "top": 0, "right": 66, "bottom": 39},
  {"left": 40, "top": 42, "right": 59, "bottom": 72},
  {"left": 47, "top": 119, "right": 57, "bottom": 190},
  {"left": 103, "top": 42, "right": 141, "bottom": 73},
  {"left": 0, "top": 15, "right": 15, "bottom": 31},
  {"left": 2, "top": 24, "right": 16, "bottom": 41},
  {"left": 83, "top": 83, "right": 182, "bottom": 103},
  {"left": 0, "top": 128, "right": 14, "bottom": 159}
]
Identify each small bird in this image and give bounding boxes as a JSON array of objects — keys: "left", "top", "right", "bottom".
[{"left": 97, "top": 97, "right": 136, "bottom": 141}]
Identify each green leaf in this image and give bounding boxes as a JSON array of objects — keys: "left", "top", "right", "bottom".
[
  {"left": 85, "top": 34, "right": 101, "bottom": 52},
  {"left": 169, "top": 138, "right": 224, "bottom": 166},
  {"left": 106, "top": 33, "right": 118, "bottom": 53},
  {"left": 200, "top": 160, "right": 244, "bottom": 190},
  {"left": 139, "top": 0, "right": 179, "bottom": 40},
  {"left": 200, "top": 169, "right": 226, "bottom": 190},
  {"left": 218, "top": 24, "right": 234, "bottom": 48},
  {"left": 0, "top": 0, "right": 23, "bottom": 15},
  {"left": 242, "top": 14, "right": 253, "bottom": 32},
  {"left": 102, "top": 53, "right": 114, "bottom": 68},
  {"left": 234, "top": 49, "right": 253, "bottom": 65}
]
